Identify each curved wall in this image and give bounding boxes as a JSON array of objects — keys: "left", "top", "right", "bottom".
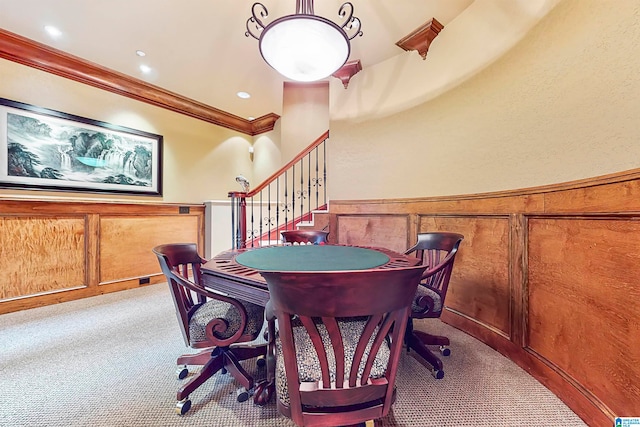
[
  {"left": 329, "top": 0, "right": 561, "bottom": 122},
  {"left": 328, "top": 0, "right": 640, "bottom": 201},
  {"left": 329, "top": 169, "right": 640, "bottom": 426},
  {"left": 327, "top": 1, "right": 640, "bottom": 425}
]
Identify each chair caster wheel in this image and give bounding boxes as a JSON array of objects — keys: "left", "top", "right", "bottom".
[
  {"left": 176, "top": 366, "right": 188, "bottom": 379},
  {"left": 236, "top": 387, "right": 250, "bottom": 402},
  {"left": 176, "top": 398, "right": 191, "bottom": 415},
  {"left": 431, "top": 368, "right": 444, "bottom": 379},
  {"left": 256, "top": 355, "right": 266, "bottom": 368},
  {"left": 439, "top": 345, "right": 451, "bottom": 356}
]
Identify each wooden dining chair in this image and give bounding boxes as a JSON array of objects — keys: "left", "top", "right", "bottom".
[
  {"left": 280, "top": 229, "right": 329, "bottom": 245},
  {"left": 260, "top": 264, "right": 426, "bottom": 427},
  {"left": 404, "top": 232, "right": 464, "bottom": 379},
  {"left": 153, "top": 243, "right": 266, "bottom": 415}
]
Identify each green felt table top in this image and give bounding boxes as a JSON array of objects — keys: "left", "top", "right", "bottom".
[{"left": 234, "top": 245, "right": 390, "bottom": 272}]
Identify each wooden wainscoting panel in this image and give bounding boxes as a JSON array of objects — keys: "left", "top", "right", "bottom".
[
  {"left": 544, "top": 180, "right": 640, "bottom": 213},
  {"left": 419, "top": 215, "right": 512, "bottom": 337},
  {"left": 407, "top": 194, "right": 544, "bottom": 215},
  {"left": 0, "top": 216, "right": 85, "bottom": 300},
  {"left": 528, "top": 216, "right": 640, "bottom": 417},
  {"left": 99, "top": 215, "right": 200, "bottom": 284},
  {"left": 335, "top": 214, "right": 411, "bottom": 253},
  {"left": 330, "top": 193, "right": 545, "bottom": 215}
]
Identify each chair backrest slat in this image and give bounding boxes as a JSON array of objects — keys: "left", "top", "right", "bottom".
[
  {"left": 299, "top": 315, "right": 332, "bottom": 387},
  {"left": 350, "top": 313, "right": 382, "bottom": 387},
  {"left": 322, "top": 316, "right": 345, "bottom": 388},
  {"left": 360, "top": 313, "right": 395, "bottom": 387}
]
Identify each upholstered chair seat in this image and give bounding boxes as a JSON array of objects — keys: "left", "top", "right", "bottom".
[
  {"left": 189, "top": 299, "right": 264, "bottom": 344},
  {"left": 275, "top": 318, "right": 389, "bottom": 405},
  {"left": 410, "top": 286, "right": 443, "bottom": 316}
]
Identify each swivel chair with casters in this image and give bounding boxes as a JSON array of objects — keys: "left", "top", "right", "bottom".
[
  {"left": 261, "top": 265, "right": 426, "bottom": 427},
  {"left": 404, "top": 232, "right": 464, "bottom": 379},
  {"left": 280, "top": 229, "right": 329, "bottom": 245},
  {"left": 153, "top": 243, "right": 266, "bottom": 415}
]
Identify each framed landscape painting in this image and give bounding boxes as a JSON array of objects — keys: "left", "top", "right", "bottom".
[{"left": 0, "top": 97, "right": 163, "bottom": 196}]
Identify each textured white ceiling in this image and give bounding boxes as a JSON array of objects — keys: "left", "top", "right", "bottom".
[{"left": 0, "top": 0, "right": 476, "bottom": 119}]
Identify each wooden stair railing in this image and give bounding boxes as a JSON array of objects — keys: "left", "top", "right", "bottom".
[{"left": 229, "top": 131, "right": 329, "bottom": 249}]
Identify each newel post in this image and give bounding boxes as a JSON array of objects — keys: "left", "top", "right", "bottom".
[{"left": 229, "top": 192, "right": 248, "bottom": 249}]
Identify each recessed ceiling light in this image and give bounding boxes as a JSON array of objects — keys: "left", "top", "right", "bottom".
[
  {"left": 237, "top": 91, "right": 251, "bottom": 99},
  {"left": 44, "top": 25, "right": 62, "bottom": 38},
  {"left": 136, "top": 50, "right": 146, "bottom": 57},
  {"left": 139, "top": 64, "right": 151, "bottom": 74}
]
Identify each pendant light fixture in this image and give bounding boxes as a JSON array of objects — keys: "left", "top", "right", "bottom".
[{"left": 245, "top": 0, "right": 363, "bottom": 82}]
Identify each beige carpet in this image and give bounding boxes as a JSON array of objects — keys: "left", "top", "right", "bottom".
[{"left": 0, "top": 284, "right": 588, "bottom": 427}]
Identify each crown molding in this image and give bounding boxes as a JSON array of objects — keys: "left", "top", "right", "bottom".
[
  {"left": 250, "top": 113, "right": 281, "bottom": 135},
  {"left": 0, "top": 28, "right": 279, "bottom": 136}
]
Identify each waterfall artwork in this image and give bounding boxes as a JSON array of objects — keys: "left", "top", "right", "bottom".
[{"left": 0, "top": 98, "right": 162, "bottom": 195}]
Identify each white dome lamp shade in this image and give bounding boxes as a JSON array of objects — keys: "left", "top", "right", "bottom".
[
  {"left": 246, "top": 1, "right": 362, "bottom": 82},
  {"left": 260, "top": 15, "right": 349, "bottom": 82}
]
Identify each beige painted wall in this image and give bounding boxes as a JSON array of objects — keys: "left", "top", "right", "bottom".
[
  {"left": 4, "top": 0, "right": 637, "bottom": 205},
  {"left": 251, "top": 121, "right": 281, "bottom": 186},
  {"left": 329, "top": 0, "right": 561, "bottom": 122},
  {"left": 231, "top": 82, "right": 329, "bottom": 192},
  {"left": 0, "top": 59, "right": 256, "bottom": 204},
  {"left": 328, "top": 0, "right": 640, "bottom": 200},
  {"left": 281, "top": 81, "right": 329, "bottom": 161}
]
